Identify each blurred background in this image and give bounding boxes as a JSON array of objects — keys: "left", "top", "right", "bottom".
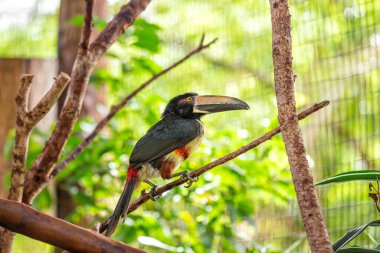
[{"left": 0, "top": 0, "right": 379, "bottom": 252}]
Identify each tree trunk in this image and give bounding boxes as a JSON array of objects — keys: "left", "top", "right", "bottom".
[{"left": 268, "top": 0, "right": 333, "bottom": 252}]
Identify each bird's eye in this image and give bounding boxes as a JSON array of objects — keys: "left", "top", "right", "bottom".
[{"left": 186, "top": 97, "right": 192, "bottom": 102}]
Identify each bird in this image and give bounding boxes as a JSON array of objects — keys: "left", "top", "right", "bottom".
[{"left": 105, "top": 92, "right": 249, "bottom": 237}]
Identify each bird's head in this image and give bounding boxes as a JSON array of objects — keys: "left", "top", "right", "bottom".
[{"left": 162, "top": 92, "right": 250, "bottom": 119}]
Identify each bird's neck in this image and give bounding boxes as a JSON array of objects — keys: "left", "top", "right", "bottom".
[{"left": 161, "top": 113, "right": 202, "bottom": 120}]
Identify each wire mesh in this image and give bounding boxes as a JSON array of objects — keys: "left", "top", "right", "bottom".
[
  {"left": 144, "top": 0, "right": 380, "bottom": 251},
  {"left": 0, "top": 0, "right": 379, "bottom": 252}
]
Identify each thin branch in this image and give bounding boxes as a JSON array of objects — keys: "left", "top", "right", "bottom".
[
  {"left": 79, "top": 0, "right": 94, "bottom": 53},
  {"left": 26, "top": 73, "right": 70, "bottom": 125},
  {"left": 50, "top": 35, "right": 218, "bottom": 178},
  {"left": 269, "top": 0, "right": 332, "bottom": 252},
  {"left": 0, "top": 199, "right": 146, "bottom": 253},
  {"left": 22, "top": 0, "right": 152, "bottom": 205},
  {"left": 99, "top": 100, "right": 330, "bottom": 233}
]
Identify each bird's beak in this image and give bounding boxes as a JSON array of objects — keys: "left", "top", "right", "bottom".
[{"left": 193, "top": 95, "right": 250, "bottom": 114}]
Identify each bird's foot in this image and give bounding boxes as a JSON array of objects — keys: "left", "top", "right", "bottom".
[
  {"left": 172, "top": 170, "right": 199, "bottom": 188},
  {"left": 148, "top": 185, "right": 162, "bottom": 201},
  {"left": 143, "top": 179, "right": 161, "bottom": 201}
]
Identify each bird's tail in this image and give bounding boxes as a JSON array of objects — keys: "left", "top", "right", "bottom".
[{"left": 105, "top": 166, "right": 139, "bottom": 237}]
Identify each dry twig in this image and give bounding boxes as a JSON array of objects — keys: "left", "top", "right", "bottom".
[{"left": 99, "top": 100, "right": 329, "bottom": 233}]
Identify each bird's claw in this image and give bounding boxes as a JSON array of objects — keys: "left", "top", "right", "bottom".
[
  {"left": 180, "top": 171, "right": 199, "bottom": 188},
  {"left": 148, "top": 186, "right": 161, "bottom": 201}
]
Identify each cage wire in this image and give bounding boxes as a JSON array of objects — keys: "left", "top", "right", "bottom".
[
  {"left": 0, "top": 0, "right": 380, "bottom": 252},
  {"left": 146, "top": 0, "right": 380, "bottom": 251}
]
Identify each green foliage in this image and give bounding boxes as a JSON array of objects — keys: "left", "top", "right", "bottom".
[
  {"left": 333, "top": 220, "right": 380, "bottom": 252},
  {"left": 132, "top": 19, "right": 161, "bottom": 53}
]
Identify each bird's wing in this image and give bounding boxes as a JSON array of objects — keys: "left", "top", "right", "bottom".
[{"left": 129, "top": 117, "right": 202, "bottom": 169}]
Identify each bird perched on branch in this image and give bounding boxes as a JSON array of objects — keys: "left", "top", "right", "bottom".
[{"left": 105, "top": 93, "right": 249, "bottom": 237}]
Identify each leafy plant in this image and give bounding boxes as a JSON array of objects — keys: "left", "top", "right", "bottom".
[{"left": 333, "top": 220, "right": 380, "bottom": 253}]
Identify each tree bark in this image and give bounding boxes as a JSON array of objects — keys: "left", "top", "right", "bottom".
[
  {"left": 0, "top": 199, "right": 146, "bottom": 253},
  {"left": 268, "top": 0, "right": 333, "bottom": 252}
]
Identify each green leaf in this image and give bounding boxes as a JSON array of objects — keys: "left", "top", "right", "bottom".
[
  {"left": 333, "top": 220, "right": 380, "bottom": 252},
  {"left": 337, "top": 247, "right": 380, "bottom": 253},
  {"left": 69, "top": 15, "right": 84, "bottom": 26},
  {"left": 316, "top": 170, "right": 380, "bottom": 186},
  {"left": 132, "top": 19, "right": 161, "bottom": 53}
]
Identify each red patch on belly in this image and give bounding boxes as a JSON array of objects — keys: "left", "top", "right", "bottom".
[
  {"left": 175, "top": 147, "right": 189, "bottom": 159},
  {"left": 159, "top": 160, "right": 176, "bottom": 179}
]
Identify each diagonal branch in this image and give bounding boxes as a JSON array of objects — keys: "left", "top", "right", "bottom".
[
  {"left": 0, "top": 199, "right": 146, "bottom": 253},
  {"left": 98, "top": 100, "right": 330, "bottom": 233},
  {"left": 22, "top": 0, "right": 152, "bottom": 205},
  {"left": 50, "top": 35, "right": 218, "bottom": 179}
]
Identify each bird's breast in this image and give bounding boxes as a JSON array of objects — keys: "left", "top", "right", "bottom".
[
  {"left": 137, "top": 120, "right": 205, "bottom": 181},
  {"left": 160, "top": 123, "right": 205, "bottom": 179}
]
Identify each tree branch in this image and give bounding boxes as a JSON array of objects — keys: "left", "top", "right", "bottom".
[
  {"left": 268, "top": 0, "right": 332, "bottom": 252},
  {"left": 50, "top": 34, "right": 218, "bottom": 179},
  {"left": 1, "top": 74, "right": 70, "bottom": 252},
  {"left": 99, "top": 100, "right": 330, "bottom": 233},
  {"left": 22, "top": 0, "right": 152, "bottom": 205},
  {"left": 79, "top": 0, "right": 94, "bottom": 53},
  {"left": 0, "top": 199, "right": 146, "bottom": 253},
  {"left": 27, "top": 73, "right": 70, "bottom": 124}
]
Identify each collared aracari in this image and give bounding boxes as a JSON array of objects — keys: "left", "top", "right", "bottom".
[{"left": 105, "top": 93, "right": 249, "bottom": 237}]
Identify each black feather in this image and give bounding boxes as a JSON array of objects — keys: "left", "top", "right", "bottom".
[{"left": 129, "top": 116, "right": 202, "bottom": 169}]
